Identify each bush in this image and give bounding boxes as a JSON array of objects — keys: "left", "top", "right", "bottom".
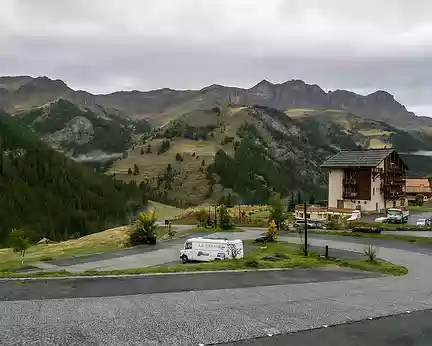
[
  {"left": 128, "top": 211, "right": 158, "bottom": 246},
  {"left": 415, "top": 194, "right": 425, "bottom": 206},
  {"left": 175, "top": 153, "right": 184, "bottom": 162},
  {"left": 245, "top": 257, "right": 260, "bottom": 268},
  {"left": 157, "top": 140, "right": 170, "bottom": 155},
  {"left": 195, "top": 209, "right": 209, "bottom": 227},
  {"left": 364, "top": 245, "right": 378, "bottom": 262}
]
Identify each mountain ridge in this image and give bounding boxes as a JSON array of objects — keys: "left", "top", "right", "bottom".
[{"left": 0, "top": 75, "right": 428, "bottom": 129}]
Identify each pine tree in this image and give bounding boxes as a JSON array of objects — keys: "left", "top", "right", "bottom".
[
  {"left": 133, "top": 164, "right": 139, "bottom": 175},
  {"left": 287, "top": 192, "right": 295, "bottom": 212},
  {"left": 297, "top": 191, "right": 302, "bottom": 205},
  {"left": 308, "top": 195, "right": 315, "bottom": 205}
]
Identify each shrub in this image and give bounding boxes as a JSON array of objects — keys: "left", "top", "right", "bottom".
[
  {"left": 364, "top": 245, "right": 378, "bottom": 262},
  {"left": 245, "top": 257, "right": 260, "bottom": 268},
  {"left": 140, "top": 148, "right": 144, "bottom": 155},
  {"left": 128, "top": 167, "right": 132, "bottom": 175},
  {"left": 175, "top": 153, "right": 184, "bottom": 162},
  {"left": 195, "top": 209, "right": 209, "bottom": 227},
  {"left": 128, "top": 211, "right": 157, "bottom": 246},
  {"left": 415, "top": 194, "right": 425, "bottom": 206}
]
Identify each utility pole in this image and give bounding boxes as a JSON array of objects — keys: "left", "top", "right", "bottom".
[{"left": 304, "top": 202, "right": 308, "bottom": 256}]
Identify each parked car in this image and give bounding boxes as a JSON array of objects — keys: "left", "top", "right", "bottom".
[
  {"left": 294, "top": 220, "right": 320, "bottom": 228},
  {"left": 416, "top": 218, "right": 432, "bottom": 226}
]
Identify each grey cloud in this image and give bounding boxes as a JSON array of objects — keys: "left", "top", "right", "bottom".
[{"left": 1, "top": 0, "right": 432, "bottom": 115}]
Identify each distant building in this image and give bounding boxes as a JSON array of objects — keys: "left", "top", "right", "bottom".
[
  {"left": 405, "top": 178, "right": 432, "bottom": 202},
  {"left": 294, "top": 205, "right": 356, "bottom": 221},
  {"left": 321, "top": 149, "right": 407, "bottom": 212}
]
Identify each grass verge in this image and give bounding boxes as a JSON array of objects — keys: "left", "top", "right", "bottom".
[
  {"left": 0, "top": 241, "right": 407, "bottom": 278},
  {"left": 408, "top": 205, "right": 432, "bottom": 213},
  {"left": 338, "top": 260, "right": 408, "bottom": 276},
  {"left": 311, "top": 230, "right": 432, "bottom": 246}
]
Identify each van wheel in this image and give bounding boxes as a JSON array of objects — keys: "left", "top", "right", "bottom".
[
  {"left": 214, "top": 258, "right": 221, "bottom": 261},
  {"left": 181, "top": 255, "right": 188, "bottom": 264}
]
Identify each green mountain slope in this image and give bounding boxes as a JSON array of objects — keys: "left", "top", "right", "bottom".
[
  {"left": 0, "top": 112, "right": 147, "bottom": 246},
  {"left": 111, "top": 105, "right": 432, "bottom": 205}
]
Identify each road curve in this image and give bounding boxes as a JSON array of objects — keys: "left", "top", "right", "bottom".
[{"left": 1, "top": 230, "right": 432, "bottom": 345}]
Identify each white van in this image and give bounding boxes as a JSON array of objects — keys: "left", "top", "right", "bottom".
[{"left": 180, "top": 237, "right": 244, "bottom": 263}]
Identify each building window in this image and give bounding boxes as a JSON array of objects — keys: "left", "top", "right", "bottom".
[{"left": 373, "top": 187, "right": 375, "bottom": 196}]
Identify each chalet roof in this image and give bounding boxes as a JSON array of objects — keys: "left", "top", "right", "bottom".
[
  {"left": 321, "top": 149, "right": 395, "bottom": 168},
  {"left": 406, "top": 178, "right": 432, "bottom": 194}
]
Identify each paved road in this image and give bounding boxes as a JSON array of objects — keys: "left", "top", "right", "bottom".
[
  {"left": 222, "top": 309, "right": 432, "bottom": 345},
  {"left": 0, "top": 268, "right": 379, "bottom": 301},
  {"left": 2, "top": 229, "right": 432, "bottom": 344}
]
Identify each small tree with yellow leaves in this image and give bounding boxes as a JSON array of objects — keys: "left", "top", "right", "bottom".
[{"left": 266, "top": 220, "right": 278, "bottom": 242}]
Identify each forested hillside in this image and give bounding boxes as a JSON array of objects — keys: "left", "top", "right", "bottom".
[
  {"left": 0, "top": 112, "right": 147, "bottom": 246},
  {"left": 16, "top": 99, "right": 151, "bottom": 163}
]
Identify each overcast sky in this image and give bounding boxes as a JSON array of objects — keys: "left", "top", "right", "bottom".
[{"left": 1, "top": 0, "right": 432, "bottom": 115}]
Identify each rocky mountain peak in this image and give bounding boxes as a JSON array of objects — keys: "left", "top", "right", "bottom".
[{"left": 17, "top": 76, "right": 71, "bottom": 94}]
